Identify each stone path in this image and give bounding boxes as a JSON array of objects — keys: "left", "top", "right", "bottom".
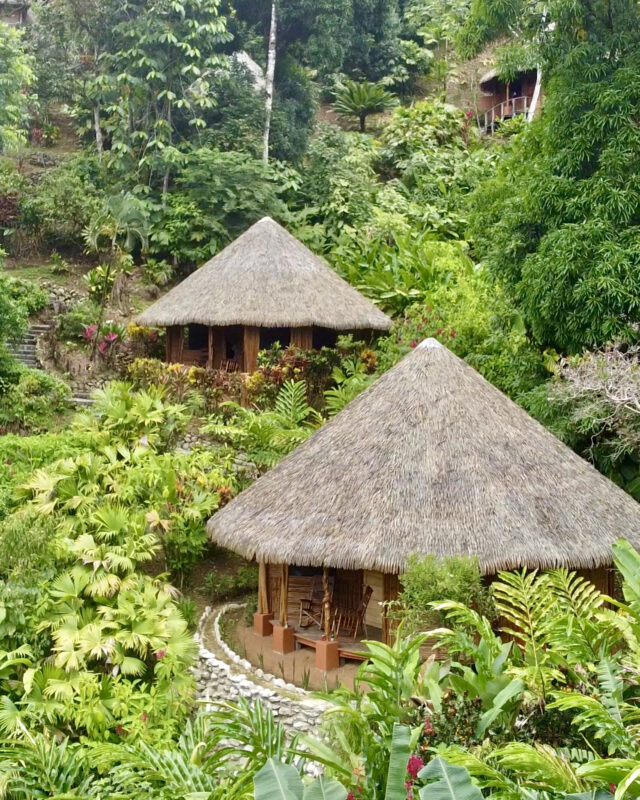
[{"left": 195, "top": 604, "right": 332, "bottom": 749}]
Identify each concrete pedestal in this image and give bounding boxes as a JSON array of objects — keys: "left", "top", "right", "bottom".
[
  {"left": 315, "top": 639, "right": 340, "bottom": 671},
  {"left": 272, "top": 624, "right": 295, "bottom": 654},
  {"left": 253, "top": 612, "right": 273, "bottom": 637}
]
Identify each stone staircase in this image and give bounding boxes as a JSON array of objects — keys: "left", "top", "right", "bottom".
[
  {"left": 8, "top": 323, "right": 94, "bottom": 408},
  {"left": 7, "top": 323, "right": 49, "bottom": 370}
]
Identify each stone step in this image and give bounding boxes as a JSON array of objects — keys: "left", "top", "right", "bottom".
[{"left": 70, "top": 397, "right": 93, "bottom": 407}]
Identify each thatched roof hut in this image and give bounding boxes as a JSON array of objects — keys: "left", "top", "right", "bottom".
[
  {"left": 137, "top": 217, "right": 391, "bottom": 372},
  {"left": 208, "top": 338, "right": 640, "bottom": 576}
]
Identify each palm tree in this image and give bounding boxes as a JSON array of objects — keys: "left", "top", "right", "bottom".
[{"left": 331, "top": 79, "right": 397, "bottom": 132}]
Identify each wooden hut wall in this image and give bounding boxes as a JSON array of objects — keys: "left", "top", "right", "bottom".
[
  {"left": 244, "top": 326, "right": 260, "bottom": 372},
  {"left": 291, "top": 326, "right": 313, "bottom": 350},
  {"left": 166, "top": 326, "right": 184, "bottom": 362},
  {"left": 364, "top": 570, "right": 385, "bottom": 631}
]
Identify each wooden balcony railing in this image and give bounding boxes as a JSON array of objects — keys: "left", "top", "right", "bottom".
[{"left": 477, "top": 96, "right": 532, "bottom": 134}]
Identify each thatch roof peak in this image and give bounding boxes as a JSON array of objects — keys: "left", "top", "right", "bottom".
[
  {"left": 207, "top": 342, "right": 640, "bottom": 574},
  {"left": 136, "top": 218, "right": 392, "bottom": 331}
]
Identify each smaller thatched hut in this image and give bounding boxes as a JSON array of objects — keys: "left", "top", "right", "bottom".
[
  {"left": 136, "top": 217, "right": 392, "bottom": 372},
  {"left": 207, "top": 339, "right": 640, "bottom": 670}
]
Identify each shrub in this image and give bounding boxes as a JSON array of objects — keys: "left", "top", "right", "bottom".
[
  {"left": 394, "top": 554, "right": 496, "bottom": 632},
  {"left": 56, "top": 299, "right": 101, "bottom": 341},
  {"left": 128, "top": 358, "right": 245, "bottom": 412},
  {"left": 205, "top": 565, "right": 259, "bottom": 601},
  {"left": 247, "top": 345, "right": 341, "bottom": 409},
  {"left": 0, "top": 368, "right": 70, "bottom": 432}
]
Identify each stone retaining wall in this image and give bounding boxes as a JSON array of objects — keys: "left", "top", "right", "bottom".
[{"left": 194, "top": 604, "right": 332, "bottom": 739}]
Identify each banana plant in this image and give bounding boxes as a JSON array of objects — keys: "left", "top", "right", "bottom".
[{"left": 254, "top": 759, "right": 348, "bottom": 800}]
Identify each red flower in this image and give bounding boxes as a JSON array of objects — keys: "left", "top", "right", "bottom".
[
  {"left": 83, "top": 324, "right": 97, "bottom": 340},
  {"left": 155, "top": 649, "right": 166, "bottom": 660},
  {"left": 417, "top": 324, "right": 423, "bottom": 331},
  {"left": 424, "top": 716, "right": 434, "bottom": 735},
  {"left": 104, "top": 331, "right": 119, "bottom": 343},
  {"left": 407, "top": 755, "right": 424, "bottom": 780},
  {"left": 451, "top": 329, "right": 457, "bottom": 338},
  {"left": 409, "top": 340, "right": 418, "bottom": 348},
  {"left": 436, "top": 328, "right": 442, "bottom": 335},
  {"left": 141, "top": 713, "right": 148, "bottom": 723},
  {"left": 405, "top": 780, "right": 415, "bottom": 799},
  {"left": 115, "top": 725, "right": 124, "bottom": 736},
  {"left": 98, "top": 340, "right": 108, "bottom": 354}
]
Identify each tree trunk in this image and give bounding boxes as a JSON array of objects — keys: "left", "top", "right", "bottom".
[
  {"left": 263, "top": 1, "right": 277, "bottom": 164},
  {"left": 360, "top": 113, "right": 366, "bottom": 132},
  {"left": 527, "top": 66, "right": 543, "bottom": 121},
  {"left": 93, "top": 100, "right": 103, "bottom": 163}
]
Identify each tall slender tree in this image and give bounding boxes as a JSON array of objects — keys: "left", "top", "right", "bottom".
[{"left": 263, "top": 1, "right": 277, "bottom": 163}]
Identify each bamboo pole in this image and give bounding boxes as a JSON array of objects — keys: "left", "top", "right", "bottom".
[{"left": 279, "top": 564, "right": 288, "bottom": 627}]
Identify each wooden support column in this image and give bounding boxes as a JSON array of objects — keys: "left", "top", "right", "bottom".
[
  {"left": 213, "top": 327, "right": 226, "bottom": 370},
  {"left": 243, "top": 326, "right": 260, "bottom": 373},
  {"left": 317, "top": 565, "right": 339, "bottom": 670},
  {"left": 207, "top": 327, "right": 214, "bottom": 370},
  {"left": 382, "top": 573, "right": 399, "bottom": 644},
  {"left": 273, "top": 563, "right": 294, "bottom": 653},
  {"left": 254, "top": 562, "right": 273, "bottom": 637},
  {"left": 291, "top": 326, "right": 313, "bottom": 350},
  {"left": 323, "top": 566, "right": 332, "bottom": 641},
  {"left": 166, "top": 326, "right": 184, "bottom": 363},
  {"left": 279, "top": 563, "right": 288, "bottom": 627}
]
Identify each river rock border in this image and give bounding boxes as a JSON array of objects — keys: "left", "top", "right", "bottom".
[{"left": 194, "top": 604, "right": 333, "bottom": 740}]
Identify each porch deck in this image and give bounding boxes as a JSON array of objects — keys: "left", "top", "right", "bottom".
[{"left": 292, "top": 622, "right": 382, "bottom": 662}]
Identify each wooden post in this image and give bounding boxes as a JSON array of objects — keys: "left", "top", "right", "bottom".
[
  {"left": 213, "top": 327, "right": 226, "bottom": 370},
  {"left": 243, "top": 326, "right": 260, "bottom": 373},
  {"left": 323, "top": 566, "right": 331, "bottom": 640},
  {"left": 254, "top": 561, "right": 273, "bottom": 637},
  {"left": 279, "top": 563, "right": 289, "bottom": 627},
  {"left": 273, "top": 562, "right": 294, "bottom": 652},
  {"left": 166, "top": 326, "right": 184, "bottom": 363},
  {"left": 382, "top": 573, "right": 399, "bottom": 644},
  {"left": 207, "top": 327, "right": 214, "bottom": 370},
  {"left": 291, "top": 326, "right": 313, "bottom": 350},
  {"left": 258, "top": 562, "right": 269, "bottom": 614}
]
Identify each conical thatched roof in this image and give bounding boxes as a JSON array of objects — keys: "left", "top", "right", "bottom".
[
  {"left": 137, "top": 217, "right": 392, "bottom": 331},
  {"left": 207, "top": 339, "right": 640, "bottom": 574}
]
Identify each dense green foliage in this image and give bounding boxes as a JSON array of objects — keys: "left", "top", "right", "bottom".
[{"left": 2, "top": 0, "right": 640, "bottom": 793}]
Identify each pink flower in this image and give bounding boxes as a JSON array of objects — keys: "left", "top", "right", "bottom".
[
  {"left": 407, "top": 755, "right": 424, "bottom": 780},
  {"left": 98, "top": 341, "right": 107, "bottom": 354},
  {"left": 141, "top": 713, "right": 148, "bottom": 723},
  {"left": 104, "top": 331, "right": 119, "bottom": 343},
  {"left": 451, "top": 329, "right": 457, "bottom": 339},
  {"left": 155, "top": 649, "right": 166, "bottom": 660},
  {"left": 83, "top": 325, "right": 97, "bottom": 340},
  {"left": 424, "top": 716, "right": 434, "bottom": 735},
  {"left": 405, "top": 780, "right": 414, "bottom": 799}
]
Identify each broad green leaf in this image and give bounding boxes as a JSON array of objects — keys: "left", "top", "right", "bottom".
[
  {"left": 418, "top": 757, "right": 483, "bottom": 800},
  {"left": 385, "top": 724, "right": 412, "bottom": 800},
  {"left": 254, "top": 759, "right": 303, "bottom": 800},
  {"left": 303, "top": 776, "right": 348, "bottom": 800}
]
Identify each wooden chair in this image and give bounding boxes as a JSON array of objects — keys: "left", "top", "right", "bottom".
[
  {"left": 333, "top": 585, "right": 373, "bottom": 639},
  {"left": 299, "top": 575, "right": 334, "bottom": 629},
  {"left": 220, "top": 359, "right": 239, "bottom": 373}
]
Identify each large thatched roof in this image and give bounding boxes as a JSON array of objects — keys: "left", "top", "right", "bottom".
[
  {"left": 137, "top": 217, "right": 392, "bottom": 331},
  {"left": 207, "top": 339, "right": 640, "bottom": 574}
]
